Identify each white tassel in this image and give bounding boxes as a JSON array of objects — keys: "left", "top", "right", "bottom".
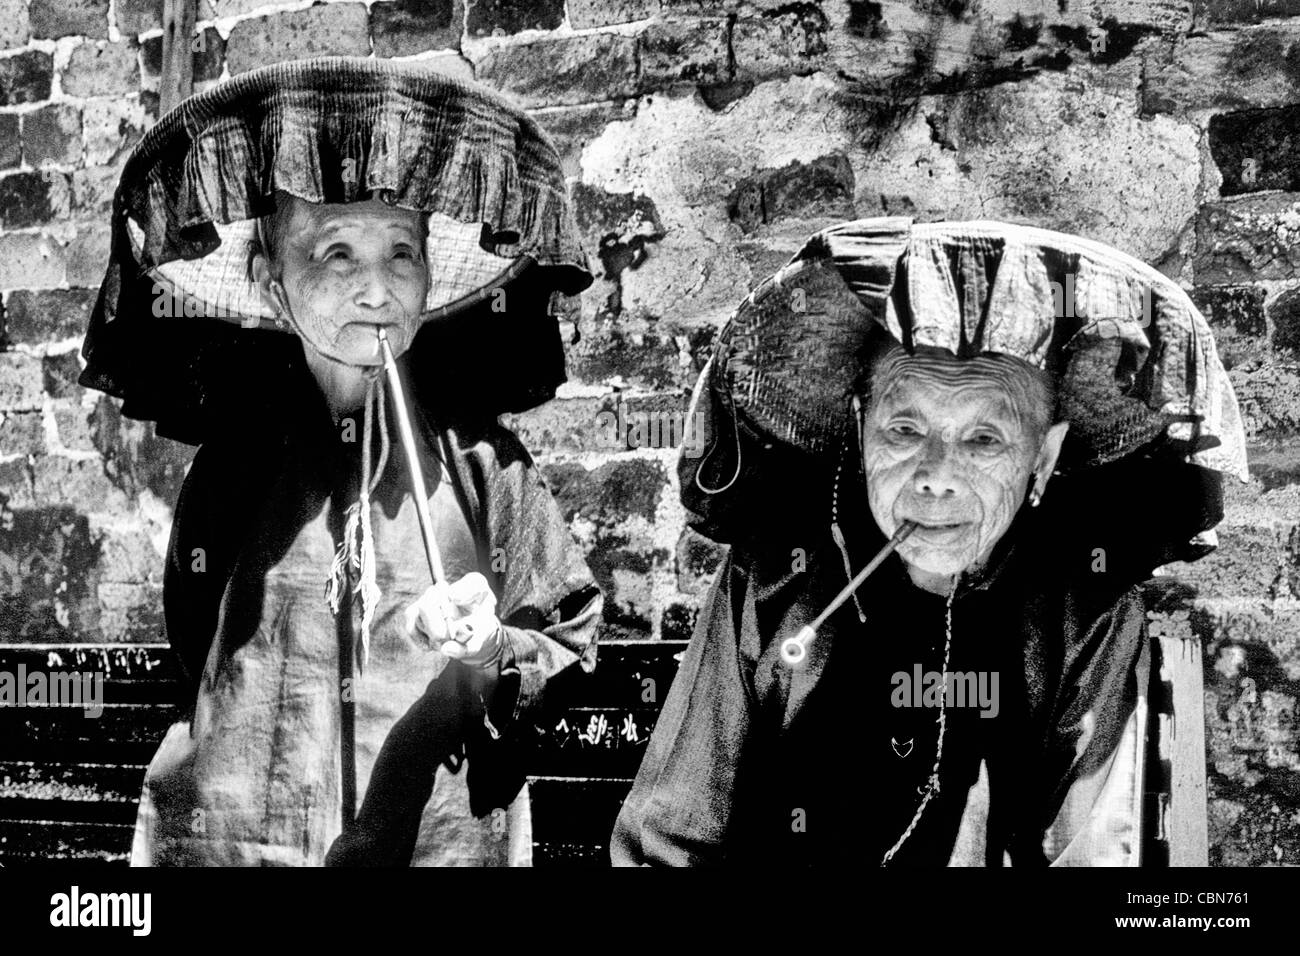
[{"left": 323, "top": 375, "right": 389, "bottom": 675}]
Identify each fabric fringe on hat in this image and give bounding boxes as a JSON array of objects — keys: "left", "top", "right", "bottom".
[
  {"left": 121, "top": 57, "right": 587, "bottom": 277},
  {"left": 325, "top": 374, "right": 390, "bottom": 673}
]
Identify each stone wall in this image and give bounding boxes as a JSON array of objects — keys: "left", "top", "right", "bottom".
[{"left": 0, "top": 0, "right": 1296, "bottom": 865}]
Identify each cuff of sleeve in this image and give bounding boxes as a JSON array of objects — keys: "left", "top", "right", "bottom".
[{"left": 496, "top": 625, "right": 547, "bottom": 730}]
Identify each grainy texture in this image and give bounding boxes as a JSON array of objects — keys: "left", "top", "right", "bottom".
[{"left": 0, "top": 0, "right": 1295, "bottom": 867}]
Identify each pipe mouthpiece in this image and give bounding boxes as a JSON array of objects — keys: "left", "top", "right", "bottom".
[{"left": 780, "top": 626, "right": 817, "bottom": 666}]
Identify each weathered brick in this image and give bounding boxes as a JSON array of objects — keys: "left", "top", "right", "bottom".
[
  {"left": 659, "top": 601, "right": 697, "bottom": 641},
  {"left": 65, "top": 224, "right": 112, "bottom": 289},
  {"left": 473, "top": 33, "right": 638, "bottom": 108},
  {"left": 95, "top": 580, "right": 166, "bottom": 642},
  {"left": 1209, "top": 106, "right": 1300, "bottom": 197},
  {"left": 142, "top": 26, "right": 225, "bottom": 84},
  {"left": 96, "top": 413, "right": 192, "bottom": 505},
  {"left": 543, "top": 458, "right": 671, "bottom": 636},
  {"left": 0, "top": 0, "right": 31, "bottom": 47},
  {"left": 1195, "top": 194, "right": 1300, "bottom": 284},
  {"left": 1268, "top": 286, "right": 1300, "bottom": 356},
  {"left": 82, "top": 98, "right": 148, "bottom": 168},
  {"left": 502, "top": 397, "right": 607, "bottom": 457},
  {"left": 571, "top": 182, "right": 666, "bottom": 282},
  {"left": 0, "top": 232, "right": 67, "bottom": 289},
  {"left": 0, "top": 171, "right": 71, "bottom": 230},
  {"left": 31, "top": 454, "right": 119, "bottom": 511},
  {"left": 0, "top": 506, "right": 102, "bottom": 642},
  {"left": 698, "top": 79, "right": 754, "bottom": 111},
  {"left": 0, "top": 50, "right": 54, "bottom": 107},
  {"left": 545, "top": 458, "right": 665, "bottom": 524},
  {"left": 566, "top": 324, "right": 691, "bottom": 391},
  {"left": 29, "top": 0, "right": 108, "bottom": 39},
  {"left": 71, "top": 165, "right": 122, "bottom": 220},
  {"left": 1204, "top": 0, "right": 1300, "bottom": 23},
  {"left": 0, "top": 352, "right": 47, "bottom": 410},
  {"left": 1163, "top": 524, "right": 1293, "bottom": 599},
  {"left": 1243, "top": 440, "right": 1300, "bottom": 492},
  {"left": 2, "top": 289, "right": 95, "bottom": 345},
  {"left": 676, "top": 526, "right": 725, "bottom": 594},
  {"left": 226, "top": 5, "right": 371, "bottom": 75},
  {"left": 1142, "top": 27, "right": 1300, "bottom": 116},
  {"left": 0, "top": 458, "right": 33, "bottom": 508},
  {"left": 62, "top": 40, "right": 140, "bottom": 97},
  {"left": 567, "top": 0, "right": 656, "bottom": 28},
  {"left": 22, "top": 104, "right": 83, "bottom": 168},
  {"left": 1190, "top": 286, "right": 1268, "bottom": 370},
  {"left": 531, "top": 102, "right": 633, "bottom": 178},
  {"left": 467, "top": 0, "right": 562, "bottom": 37},
  {"left": 0, "top": 411, "right": 46, "bottom": 455},
  {"left": 639, "top": 18, "right": 730, "bottom": 91},
  {"left": 727, "top": 153, "right": 856, "bottom": 233},
  {"left": 733, "top": 9, "right": 830, "bottom": 82},
  {"left": 1231, "top": 364, "right": 1300, "bottom": 438},
  {"left": 0, "top": 114, "right": 19, "bottom": 171},
  {"left": 43, "top": 352, "right": 83, "bottom": 401},
  {"left": 370, "top": 0, "right": 462, "bottom": 57},
  {"left": 114, "top": 0, "right": 215, "bottom": 36},
  {"left": 53, "top": 402, "right": 96, "bottom": 451}
]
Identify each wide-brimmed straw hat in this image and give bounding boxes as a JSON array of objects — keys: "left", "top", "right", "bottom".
[
  {"left": 80, "top": 56, "right": 592, "bottom": 444},
  {"left": 684, "top": 218, "right": 1249, "bottom": 561}
]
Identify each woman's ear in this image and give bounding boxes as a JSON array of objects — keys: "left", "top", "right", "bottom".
[
  {"left": 250, "top": 251, "right": 286, "bottom": 319},
  {"left": 1033, "top": 421, "right": 1070, "bottom": 494}
]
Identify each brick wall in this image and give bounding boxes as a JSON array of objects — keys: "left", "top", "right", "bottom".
[{"left": 0, "top": 0, "right": 1296, "bottom": 865}]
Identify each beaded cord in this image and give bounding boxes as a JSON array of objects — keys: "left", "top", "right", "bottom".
[
  {"left": 831, "top": 439, "right": 868, "bottom": 623},
  {"left": 880, "top": 573, "right": 959, "bottom": 867}
]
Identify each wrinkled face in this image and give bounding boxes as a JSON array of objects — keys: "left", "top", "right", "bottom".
[
  {"left": 255, "top": 197, "right": 429, "bottom": 366},
  {"left": 859, "top": 346, "right": 1060, "bottom": 580}
]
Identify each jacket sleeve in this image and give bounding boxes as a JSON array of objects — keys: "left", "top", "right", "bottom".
[
  {"left": 162, "top": 443, "right": 243, "bottom": 703},
  {"left": 1036, "top": 587, "right": 1149, "bottom": 866},
  {"left": 465, "top": 424, "right": 602, "bottom": 733},
  {"left": 610, "top": 552, "right": 754, "bottom": 866}
]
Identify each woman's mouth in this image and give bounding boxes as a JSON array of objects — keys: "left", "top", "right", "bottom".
[{"left": 905, "top": 520, "right": 971, "bottom": 541}]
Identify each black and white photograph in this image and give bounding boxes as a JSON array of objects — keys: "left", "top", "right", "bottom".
[{"left": 0, "top": 0, "right": 1292, "bottom": 935}]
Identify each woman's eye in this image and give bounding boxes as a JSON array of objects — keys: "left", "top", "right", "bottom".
[
  {"left": 391, "top": 245, "right": 418, "bottom": 262},
  {"left": 324, "top": 247, "right": 352, "bottom": 262},
  {"left": 968, "top": 433, "right": 1002, "bottom": 447},
  {"left": 888, "top": 423, "right": 920, "bottom": 437}
]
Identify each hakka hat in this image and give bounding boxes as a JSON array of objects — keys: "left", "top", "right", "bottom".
[
  {"left": 80, "top": 56, "right": 593, "bottom": 444},
  {"left": 683, "top": 218, "right": 1249, "bottom": 565}
]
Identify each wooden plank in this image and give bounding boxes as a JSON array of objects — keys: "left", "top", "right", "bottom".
[
  {"left": 1158, "top": 634, "right": 1209, "bottom": 866},
  {"left": 527, "top": 777, "right": 632, "bottom": 851},
  {"left": 0, "top": 820, "right": 133, "bottom": 864},
  {"left": 159, "top": 0, "right": 196, "bottom": 115},
  {"left": 0, "top": 644, "right": 178, "bottom": 682},
  {"left": 525, "top": 707, "right": 662, "bottom": 778},
  {"left": 0, "top": 705, "right": 177, "bottom": 764}
]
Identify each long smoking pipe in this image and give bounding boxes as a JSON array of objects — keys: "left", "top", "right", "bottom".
[
  {"left": 376, "top": 326, "right": 446, "bottom": 586},
  {"left": 779, "top": 520, "right": 918, "bottom": 666}
]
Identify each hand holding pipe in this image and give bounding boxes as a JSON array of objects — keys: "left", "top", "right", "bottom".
[{"left": 779, "top": 521, "right": 918, "bottom": 667}]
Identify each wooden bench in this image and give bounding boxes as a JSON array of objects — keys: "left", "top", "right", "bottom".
[{"left": 0, "top": 632, "right": 1205, "bottom": 866}]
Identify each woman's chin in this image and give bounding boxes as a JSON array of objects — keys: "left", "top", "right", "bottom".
[{"left": 901, "top": 544, "right": 978, "bottom": 579}]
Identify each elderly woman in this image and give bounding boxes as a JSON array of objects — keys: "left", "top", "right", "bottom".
[
  {"left": 79, "top": 59, "right": 601, "bottom": 866},
  {"left": 611, "top": 219, "right": 1248, "bottom": 867}
]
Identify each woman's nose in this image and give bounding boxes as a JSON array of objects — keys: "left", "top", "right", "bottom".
[
  {"left": 353, "top": 267, "right": 393, "bottom": 309},
  {"left": 912, "top": 439, "right": 960, "bottom": 498}
]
